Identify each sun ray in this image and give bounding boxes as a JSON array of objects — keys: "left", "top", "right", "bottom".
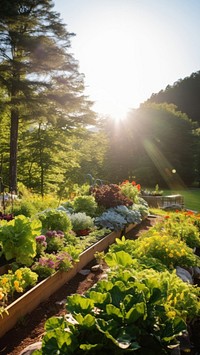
[{"left": 143, "top": 139, "right": 186, "bottom": 190}]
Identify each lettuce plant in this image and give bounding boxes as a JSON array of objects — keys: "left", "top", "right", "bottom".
[
  {"left": 0, "top": 215, "right": 42, "bottom": 266},
  {"left": 36, "top": 266, "right": 192, "bottom": 354},
  {"left": 45, "top": 230, "right": 65, "bottom": 253},
  {"left": 37, "top": 209, "right": 72, "bottom": 232},
  {"left": 73, "top": 195, "right": 97, "bottom": 217}
]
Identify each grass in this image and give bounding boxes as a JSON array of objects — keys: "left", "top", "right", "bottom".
[{"left": 163, "top": 188, "right": 200, "bottom": 212}]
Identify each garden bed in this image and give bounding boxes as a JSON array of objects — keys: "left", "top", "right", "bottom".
[
  {"left": 142, "top": 194, "right": 184, "bottom": 208},
  {"left": 0, "top": 218, "right": 153, "bottom": 355},
  {"left": 0, "top": 223, "right": 137, "bottom": 339}
]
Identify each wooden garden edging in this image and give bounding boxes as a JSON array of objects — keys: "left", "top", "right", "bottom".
[
  {"left": 142, "top": 194, "right": 184, "bottom": 208},
  {"left": 0, "top": 223, "right": 136, "bottom": 338}
]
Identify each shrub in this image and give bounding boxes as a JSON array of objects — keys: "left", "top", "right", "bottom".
[{"left": 12, "top": 200, "right": 37, "bottom": 217}]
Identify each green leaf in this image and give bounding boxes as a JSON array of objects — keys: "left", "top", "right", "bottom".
[
  {"left": 173, "top": 317, "right": 187, "bottom": 335},
  {"left": 162, "top": 317, "right": 186, "bottom": 340},
  {"left": 105, "top": 250, "right": 133, "bottom": 267},
  {"left": 149, "top": 287, "right": 162, "bottom": 303},
  {"left": 96, "top": 318, "right": 119, "bottom": 334},
  {"left": 67, "top": 294, "right": 94, "bottom": 314},
  {"left": 125, "top": 302, "right": 146, "bottom": 322},
  {"left": 109, "top": 284, "right": 126, "bottom": 307},
  {"left": 93, "top": 280, "right": 113, "bottom": 293},
  {"left": 75, "top": 313, "right": 95, "bottom": 327},
  {"left": 117, "top": 331, "right": 136, "bottom": 349},
  {"left": 45, "top": 316, "right": 66, "bottom": 331},
  {"left": 80, "top": 343, "right": 99, "bottom": 351},
  {"left": 89, "top": 290, "right": 111, "bottom": 305},
  {"left": 106, "top": 304, "right": 123, "bottom": 319}
]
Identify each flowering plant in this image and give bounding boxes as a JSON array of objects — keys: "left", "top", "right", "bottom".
[
  {"left": 132, "top": 231, "right": 200, "bottom": 269},
  {"left": 32, "top": 251, "right": 73, "bottom": 279},
  {"left": 120, "top": 180, "right": 141, "bottom": 203},
  {"left": 152, "top": 212, "right": 200, "bottom": 249},
  {"left": 0, "top": 267, "right": 38, "bottom": 316},
  {"left": 35, "top": 235, "right": 47, "bottom": 255},
  {"left": 45, "top": 230, "right": 65, "bottom": 252}
]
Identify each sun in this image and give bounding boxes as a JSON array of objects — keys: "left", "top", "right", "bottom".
[{"left": 71, "top": 3, "right": 175, "bottom": 121}]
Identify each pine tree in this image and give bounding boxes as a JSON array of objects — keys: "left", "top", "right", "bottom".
[{"left": 0, "top": 0, "right": 95, "bottom": 192}]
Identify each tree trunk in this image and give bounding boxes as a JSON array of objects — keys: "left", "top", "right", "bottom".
[
  {"left": 38, "top": 124, "right": 44, "bottom": 197},
  {"left": 9, "top": 108, "right": 19, "bottom": 193}
]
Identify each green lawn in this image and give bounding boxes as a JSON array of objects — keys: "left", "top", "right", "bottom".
[{"left": 163, "top": 188, "right": 200, "bottom": 212}]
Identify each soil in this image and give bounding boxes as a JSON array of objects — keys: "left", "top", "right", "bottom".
[{"left": 0, "top": 216, "right": 199, "bottom": 355}]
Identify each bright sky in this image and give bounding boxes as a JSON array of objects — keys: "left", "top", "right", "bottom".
[{"left": 54, "top": 0, "right": 200, "bottom": 120}]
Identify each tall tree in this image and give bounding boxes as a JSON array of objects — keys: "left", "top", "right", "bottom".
[{"left": 0, "top": 0, "right": 95, "bottom": 192}]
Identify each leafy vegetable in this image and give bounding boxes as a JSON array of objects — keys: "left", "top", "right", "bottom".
[{"left": 0, "top": 215, "right": 41, "bottom": 265}]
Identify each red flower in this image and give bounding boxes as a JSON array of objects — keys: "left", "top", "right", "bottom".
[
  {"left": 185, "top": 210, "right": 195, "bottom": 216},
  {"left": 136, "top": 184, "right": 141, "bottom": 191},
  {"left": 121, "top": 180, "right": 129, "bottom": 185},
  {"left": 131, "top": 181, "right": 136, "bottom": 186},
  {"left": 165, "top": 215, "right": 170, "bottom": 219}
]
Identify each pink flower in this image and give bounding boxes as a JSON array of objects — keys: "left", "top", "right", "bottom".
[{"left": 36, "top": 235, "right": 46, "bottom": 243}]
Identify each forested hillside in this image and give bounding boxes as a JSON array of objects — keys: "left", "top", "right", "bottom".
[{"left": 147, "top": 71, "right": 200, "bottom": 125}]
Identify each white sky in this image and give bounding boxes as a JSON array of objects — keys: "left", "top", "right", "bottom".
[{"left": 54, "top": 0, "right": 200, "bottom": 120}]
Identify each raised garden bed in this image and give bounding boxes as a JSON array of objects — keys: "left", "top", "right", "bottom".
[
  {"left": 143, "top": 194, "right": 184, "bottom": 208},
  {"left": 0, "top": 223, "right": 136, "bottom": 338}
]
